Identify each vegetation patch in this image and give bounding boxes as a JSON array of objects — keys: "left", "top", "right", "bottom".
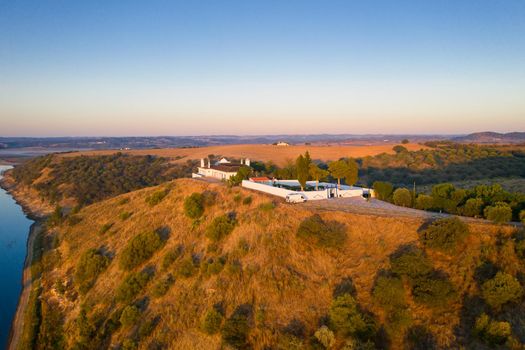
[
  {"left": 389, "top": 247, "right": 433, "bottom": 279},
  {"left": 297, "top": 214, "right": 346, "bottom": 248},
  {"left": 75, "top": 248, "right": 110, "bottom": 294},
  {"left": 419, "top": 217, "right": 469, "bottom": 253},
  {"left": 145, "top": 188, "right": 169, "bottom": 207},
  {"left": 481, "top": 272, "right": 523, "bottom": 309},
  {"left": 116, "top": 271, "right": 151, "bottom": 303},
  {"left": 201, "top": 308, "right": 223, "bottom": 335},
  {"left": 184, "top": 193, "right": 204, "bottom": 219},
  {"left": 119, "top": 231, "right": 164, "bottom": 270},
  {"left": 206, "top": 213, "right": 237, "bottom": 242},
  {"left": 120, "top": 305, "right": 141, "bottom": 328},
  {"left": 328, "top": 293, "right": 377, "bottom": 340}
]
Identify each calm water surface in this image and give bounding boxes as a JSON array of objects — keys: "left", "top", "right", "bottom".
[{"left": 0, "top": 165, "right": 34, "bottom": 348}]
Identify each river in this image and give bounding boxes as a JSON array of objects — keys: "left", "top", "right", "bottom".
[{"left": 0, "top": 165, "right": 34, "bottom": 348}]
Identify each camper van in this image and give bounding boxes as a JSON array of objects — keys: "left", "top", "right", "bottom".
[{"left": 285, "top": 193, "right": 306, "bottom": 203}]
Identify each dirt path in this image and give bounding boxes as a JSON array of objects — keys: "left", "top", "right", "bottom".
[{"left": 8, "top": 222, "right": 40, "bottom": 350}]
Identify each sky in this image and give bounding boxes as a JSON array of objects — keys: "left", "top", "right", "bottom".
[{"left": 0, "top": 0, "right": 524, "bottom": 137}]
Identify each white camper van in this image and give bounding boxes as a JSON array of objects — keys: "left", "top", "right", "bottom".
[{"left": 285, "top": 193, "right": 306, "bottom": 204}]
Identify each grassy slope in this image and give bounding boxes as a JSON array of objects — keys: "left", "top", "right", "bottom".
[{"left": 41, "top": 179, "right": 520, "bottom": 349}]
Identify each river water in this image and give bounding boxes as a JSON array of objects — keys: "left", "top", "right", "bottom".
[{"left": 0, "top": 165, "right": 34, "bottom": 348}]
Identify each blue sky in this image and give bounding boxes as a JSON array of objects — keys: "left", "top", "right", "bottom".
[{"left": 1, "top": 0, "right": 524, "bottom": 136}]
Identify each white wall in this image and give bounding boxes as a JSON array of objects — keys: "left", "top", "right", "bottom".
[{"left": 241, "top": 180, "right": 293, "bottom": 198}]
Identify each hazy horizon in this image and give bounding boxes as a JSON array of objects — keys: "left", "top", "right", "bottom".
[{"left": 1, "top": 0, "right": 524, "bottom": 136}]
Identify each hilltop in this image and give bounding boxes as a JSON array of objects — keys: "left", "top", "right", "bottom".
[
  {"left": 453, "top": 132, "right": 525, "bottom": 144},
  {"left": 15, "top": 177, "right": 525, "bottom": 349}
]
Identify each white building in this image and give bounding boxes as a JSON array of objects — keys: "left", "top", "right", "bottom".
[
  {"left": 192, "top": 157, "right": 250, "bottom": 180},
  {"left": 275, "top": 141, "right": 290, "bottom": 146}
]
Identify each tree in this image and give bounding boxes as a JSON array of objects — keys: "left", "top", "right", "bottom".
[
  {"left": 390, "top": 247, "right": 433, "bottom": 279},
  {"left": 474, "top": 313, "right": 512, "bottom": 346},
  {"left": 75, "top": 249, "right": 110, "bottom": 294},
  {"left": 119, "top": 231, "right": 164, "bottom": 270},
  {"left": 184, "top": 193, "right": 204, "bottom": 219},
  {"left": 329, "top": 293, "right": 377, "bottom": 339},
  {"left": 415, "top": 194, "right": 433, "bottom": 210},
  {"left": 373, "top": 181, "right": 393, "bottom": 201},
  {"left": 201, "top": 309, "right": 223, "bottom": 335},
  {"left": 460, "top": 198, "right": 483, "bottom": 217},
  {"left": 481, "top": 272, "right": 523, "bottom": 309},
  {"left": 419, "top": 217, "right": 469, "bottom": 253},
  {"left": 484, "top": 202, "right": 512, "bottom": 223},
  {"left": 309, "top": 163, "right": 329, "bottom": 190},
  {"left": 328, "top": 159, "right": 358, "bottom": 189},
  {"left": 314, "top": 326, "right": 335, "bottom": 349},
  {"left": 393, "top": 188, "right": 412, "bottom": 207},
  {"left": 393, "top": 145, "right": 408, "bottom": 153},
  {"left": 401, "top": 139, "right": 409, "bottom": 144},
  {"left": 120, "top": 305, "right": 141, "bottom": 327},
  {"left": 520, "top": 210, "right": 525, "bottom": 225},
  {"left": 296, "top": 152, "right": 311, "bottom": 191},
  {"left": 229, "top": 165, "right": 252, "bottom": 186}
]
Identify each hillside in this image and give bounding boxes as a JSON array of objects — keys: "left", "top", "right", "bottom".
[
  {"left": 453, "top": 132, "right": 525, "bottom": 144},
  {"left": 20, "top": 178, "right": 525, "bottom": 350}
]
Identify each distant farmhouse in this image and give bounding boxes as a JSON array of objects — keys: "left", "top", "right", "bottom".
[
  {"left": 192, "top": 157, "right": 250, "bottom": 181},
  {"left": 273, "top": 141, "right": 290, "bottom": 146}
]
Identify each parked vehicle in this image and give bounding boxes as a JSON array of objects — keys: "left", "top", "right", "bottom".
[{"left": 286, "top": 193, "right": 306, "bottom": 203}]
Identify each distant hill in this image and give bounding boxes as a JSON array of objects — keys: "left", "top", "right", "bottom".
[{"left": 453, "top": 131, "right": 525, "bottom": 144}]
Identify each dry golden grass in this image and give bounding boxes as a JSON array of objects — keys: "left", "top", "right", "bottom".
[
  {"left": 41, "top": 178, "right": 520, "bottom": 349},
  {"left": 62, "top": 143, "right": 427, "bottom": 166}
]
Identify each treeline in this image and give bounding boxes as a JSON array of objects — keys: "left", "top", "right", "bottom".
[
  {"left": 246, "top": 144, "right": 525, "bottom": 188},
  {"left": 12, "top": 153, "right": 196, "bottom": 205},
  {"left": 374, "top": 181, "right": 525, "bottom": 223}
]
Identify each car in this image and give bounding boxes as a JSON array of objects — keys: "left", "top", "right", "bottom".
[{"left": 286, "top": 193, "right": 306, "bottom": 203}]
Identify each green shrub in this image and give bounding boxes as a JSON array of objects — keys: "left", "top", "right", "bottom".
[
  {"left": 184, "top": 193, "right": 204, "bottom": 219},
  {"left": 419, "top": 217, "right": 469, "bottom": 253},
  {"left": 314, "top": 326, "right": 335, "bottom": 349},
  {"left": 145, "top": 189, "right": 169, "bottom": 206},
  {"left": 411, "top": 276, "right": 456, "bottom": 307},
  {"left": 202, "top": 257, "right": 226, "bottom": 275},
  {"left": 481, "top": 272, "right": 523, "bottom": 309},
  {"left": 120, "top": 305, "right": 141, "bottom": 327},
  {"left": 118, "top": 197, "right": 130, "bottom": 205},
  {"left": 516, "top": 239, "right": 525, "bottom": 260},
  {"left": 222, "top": 308, "right": 251, "bottom": 348},
  {"left": 161, "top": 246, "right": 183, "bottom": 270},
  {"left": 177, "top": 257, "right": 197, "bottom": 278},
  {"left": 393, "top": 188, "right": 412, "bottom": 207},
  {"left": 242, "top": 196, "right": 253, "bottom": 205},
  {"left": 460, "top": 198, "right": 483, "bottom": 217},
  {"left": 259, "top": 202, "right": 276, "bottom": 211},
  {"left": 201, "top": 308, "right": 223, "bottom": 335},
  {"left": 390, "top": 247, "right": 433, "bottom": 279},
  {"left": 385, "top": 308, "right": 413, "bottom": 336},
  {"left": 75, "top": 249, "right": 110, "bottom": 294},
  {"left": 119, "top": 211, "right": 132, "bottom": 221},
  {"left": 206, "top": 214, "right": 237, "bottom": 242},
  {"left": 329, "top": 294, "right": 377, "bottom": 339},
  {"left": 121, "top": 339, "right": 137, "bottom": 350},
  {"left": 297, "top": 214, "right": 346, "bottom": 248},
  {"left": 138, "top": 317, "right": 158, "bottom": 339},
  {"left": 520, "top": 210, "right": 525, "bottom": 225},
  {"left": 484, "top": 202, "right": 512, "bottom": 223},
  {"left": 116, "top": 271, "right": 151, "bottom": 303},
  {"left": 151, "top": 275, "right": 174, "bottom": 298},
  {"left": 393, "top": 145, "right": 408, "bottom": 154},
  {"left": 119, "top": 231, "right": 164, "bottom": 270},
  {"left": 373, "top": 181, "right": 393, "bottom": 201},
  {"left": 99, "top": 222, "right": 114, "bottom": 235},
  {"left": 233, "top": 194, "right": 242, "bottom": 203},
  {"left": 415, "top": 194, "right": 433, "bottom": 210},
  {"left": 372, "top": 275, "right": 406, "bottom": 309},
  {"left": 474, "top": 313, "right": 512, "bottom": 345}
]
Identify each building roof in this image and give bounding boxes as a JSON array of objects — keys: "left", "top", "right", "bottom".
[
  {"left": 208, "top": 164, "right": 241, "bottom": 172},
  {"left": 249, "top": 177, "right": 271, "bottom": 182}
]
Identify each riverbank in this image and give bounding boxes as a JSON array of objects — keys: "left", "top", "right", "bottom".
[{"left": 0, "top": 170, "right": 50, "bottom": 350}]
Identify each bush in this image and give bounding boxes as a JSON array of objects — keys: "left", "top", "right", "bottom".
[
  {"left": 460, "top": 198, "right": 483, "bottom": 217},
  {"left": 138, "top": 317, "right": 158, "bottom": 339},
  {"left": 206, "top": 213, "right": 237, "bottom": 242},
  {"left": 393, "top": 188, "right": 412, "bottom": 207},
  {"left": 419, "top": 217, "right": 469, "bottom": 253},
  {"left": 222, "top": 307, "right": 251, "bottom": 349},
  {"left": 474, "top": 313, "right": 512, "bottom": 346},
  {"left": 484, "top": 203, "right": 512, "bottom": 223},
  {"left": 161, "top": 246, "right": 183, "bottom": 270},
  {"left": 119, "top": 231, "right": 164, "bottom": 270},
  {"left": 259, "top": 202, "right": 275, "bottom": 211},
  {"left": 372, "top": 275, "right": 406, "bottom": 309},
  {"left": 177, "top": 257, "right": 197, "bottom": 278},
  {"left": 99, "top": 222, "right": 114, "bottom": 235},
  {"left": 393, "top": 145, "right": 408, "bottom": 153},
  {"left": 201, "top": 308, "right": 223, "bottom": 335},
  {"left": 390, "top": 247, "right": 433, "bottom": 279},
  {"left": 145, "top": 189, "right": 169, "bottom": 206},
  {"left": 120, "top": 211, "right": 132, "bottom": 221},
  {"left": 297, "top": 214, "right": 346, "bottom": 248},
  {"left": 116, "top": 271, "right": 151, "bottom": 303},
  {"left": 242, "top": 196, "right": 253, "bottom": 205},
  {"left": 373, "top": 181, "right": 393, "bottom": 201},
  {"left": 520, "top": 210, "right": 525, "bottom": 225},
  {"left": 184, "top": 193, "right": 204, "bottom": 219},
  {"left": 415, "top": 194, "right": 433, "bottom": 210},
  {"left": 516, "top": 239, "right": 525, "bottom": 260},
  {"left": 481, "top": 272, "right": 523, "bottom": 309},
  {"left": 314, "top": 326, "right": 335, "bottom": 349},
  {"left": 411, "top": 276, "right": 456, "bottom": 307},
  {"left": 151, "top": 275, "right": 174, "bottom": 298},
  {"left": 120, "top": 305, "right": 141, "bottom": 327},
  {"left": 75, "top": 249, "right": 110, "bottom": 294},
  {"left": 329, "top": 294, "right": 377, "bottom": 339}
]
